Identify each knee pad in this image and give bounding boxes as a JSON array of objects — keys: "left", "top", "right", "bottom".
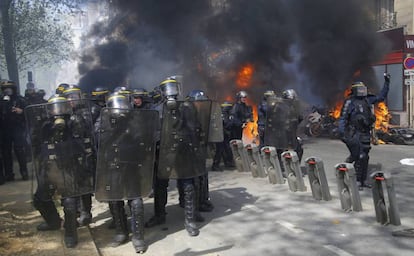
[{"left": 130, "top": 198, "right": 143, "bottom": 210}]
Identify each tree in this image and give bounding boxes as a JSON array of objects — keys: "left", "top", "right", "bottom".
[{"left": 0, "top": 0, "right": 77, "bottom": 92}]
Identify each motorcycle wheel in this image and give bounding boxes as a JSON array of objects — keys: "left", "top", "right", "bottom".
[{"left": 309, "top": 123, "right": 322, "bottom": 137}]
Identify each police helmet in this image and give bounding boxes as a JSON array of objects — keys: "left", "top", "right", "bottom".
[
  {"left": 91, "top": 87, "right": 110, "bottom": 102},
  {"left": 282, "top": 89, "right": 297, "bottom": 100},
  {"left": 186, "top": 89, "right": 208, "bottom": 101},
  {"left": 37, "top": 89, "right": 46, "bottom": 98},
  {"left": 25, "top": 88, "right": 36, "bottom": 98},
  {"left": 236, "top": 90, "right": 248, "bottom": 99},
  {"left": 47, "top": 95, "right": 71, "bottom": 116},
  {"left": 62, "top": 85, "right": 82, "bottom": 101},
  {"left": 351, "top": 82, "right": 367, "bottom": 97},
  {"left": 1, "top": 80, "right": 16, "bottom": 95},
  {"left": 159, "top": 79, "right": 180, "bottom": 99},
  {"left": 263, "top": 90, "right": 276, "bottom": 99},
  {"left": 113, "top": 86, "right": 131, "bottom": 95},
  {"left": 56, "top": 83, "right": 70, "bottom": 95},
  {"left": 221, "top": 101, "right": 233, "bottom": 112},
  {"left": 131, "top": 88, "right": 148, "bottom": 99},
  {"left": 106, "top": 93, "right": 131, "bottom": 109}
]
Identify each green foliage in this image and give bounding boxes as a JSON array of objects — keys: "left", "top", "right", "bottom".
[{"left": 0, "top": 0, "right": 79, "bottom": 71}]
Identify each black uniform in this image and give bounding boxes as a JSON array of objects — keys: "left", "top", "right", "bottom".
[
  {"left": 0, "top": 93, "right": 28, "bottom": 181},
  {"left": 229, "top": 101, "right": 253, "bottom": 140},
  {"left": 212, "top": 103, "right": 235, "bottom": 170},
  {"left": 338, "top": 79, "right": 390, "bottom": 188}
]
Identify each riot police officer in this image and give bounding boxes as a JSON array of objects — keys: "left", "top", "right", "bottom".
[
  {"left": 0, "top": 80, "right": 28, "bottom": 181},
  {"left": 90, "top": 87, "right": 109, "bottom": 123},
  {"left": 96, "top": 93, "right": 148, "bottom": 253},
  {"left": 212, "top": 101, "right": 235, "bottom": 171},
  {"left": 29, "top": 94, "right": 95, "bottom": 248},
  {"left": 338, "top": 74, "right": 390, "bottom": 190},
  {"left": 131, "top": 88, "right": 152, "bottom": 109},
  {"left": 145, "top": 78, "right": 206, "bottom": 237},
  {"left": 281, "top": 89, "right": 304, "bottom": 162},
  {"left": 229, "top": 90, "right": 253, "bottom": 140},
  {"left": 257, "top": 90, "right": 276, "bottom": 149}
]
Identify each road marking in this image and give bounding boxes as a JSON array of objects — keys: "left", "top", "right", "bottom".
[
  {"left": 323, "top": 245, "right": 354, "bottom": 256},
  {"left": 241, "top": 204, "right": 264, "bottom": 213},
  {"left": 400, "top": 158, "right": 414, "bottom": 166},
  {"left": 217, "top": 190, "right": 235, "bottom": 198},
  {"left": 275, "top": 220, "right": 304, "bottom": 234}
]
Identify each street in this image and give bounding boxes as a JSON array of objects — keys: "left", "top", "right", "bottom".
[{"left": 1, "top": 138, "right": 414, "bottom": 256}]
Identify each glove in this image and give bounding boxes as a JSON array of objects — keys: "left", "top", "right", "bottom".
[{"left": 384, "top": 73, "right": 391, "bottom": 83}]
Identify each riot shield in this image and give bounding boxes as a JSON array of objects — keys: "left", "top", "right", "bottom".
[
  {"left": 208, "top": 101, "right": 224, "bottom": 143},
  {"left": 95, "top": 108, "right": 158, "bottom": 201},
  {"left": 25, "top": 99, "right": 95, "bottom": 200},
  {"left": 264, "top": 97, "right": 290, "bottom": 149},
  {"left": 158, "top": 100, "right": 212, "bottom": 179}
]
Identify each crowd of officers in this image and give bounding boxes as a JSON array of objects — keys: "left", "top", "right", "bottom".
[{"left": 0, "top": 74, "right": 389, "bottom": 254}]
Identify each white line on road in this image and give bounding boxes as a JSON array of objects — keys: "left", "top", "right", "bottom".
[
  {"left": 323, "top": 245, "right": 354, "bottom": 256},
  {"left": 275, "top": 220, "right": 304, "bottom": 234},
  {"left": 241, "top": 204, "right": 265, "bottom": 213}
]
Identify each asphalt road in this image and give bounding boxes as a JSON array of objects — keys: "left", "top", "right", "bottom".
[
  {"left": 1, "top": 137, "right": 413, "bottom": 255},
  {"left": 88, "top": 137, "right": 414, "bottom": 256}
]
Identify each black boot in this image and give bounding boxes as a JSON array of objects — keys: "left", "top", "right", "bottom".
[
  {"left": 130, "top": 198, "right": 147, "bottom": 253},
  {"left": 109, "top": 201, "right": 128, "bottom": 247},
  {"left": 145, "top": 179, "right": 167, "bottom": 228},
  {"left": 178, "top": 180, "right": 185, "bottom": 208},
  {"left": 15, "top": 146, "right": 28, "bottom": 180},
  {"left": 78, "top": 194, "right": 92, "bottom": 226},
  {"left": 63, "top": 197, "right": 78, "bottom": 248},
  {"left": 199, "top": 174, "right": 214, "bottom": 213},
  {"left": 33, "top": 196, "right": 62, "bottom": 231},
  {"left": 107, "top": 203, "right": 116, "bottom": 229},
  {"left": 193, "top": 177, "right": 205, "bottom": 223},
  {"left": 183, "top": 183, "right": 199, "bottom": 236}
]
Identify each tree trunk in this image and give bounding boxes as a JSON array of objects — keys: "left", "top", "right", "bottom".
[{"left": 0, "top": 0, "right": 20, "bottom": 92}]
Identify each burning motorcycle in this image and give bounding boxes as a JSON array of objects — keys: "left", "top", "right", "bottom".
[{"left": 305, "top": 106, "right": 339, "bottom": 139}]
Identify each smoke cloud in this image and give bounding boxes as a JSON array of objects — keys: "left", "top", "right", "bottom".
[{"left": 78, "top": 0, "right": 390, "bottom": 106}]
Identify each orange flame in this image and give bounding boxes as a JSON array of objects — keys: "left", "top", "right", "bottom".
[
  {"left": 236, "top": 63, "right": 254, "bottom": 88},
  {"left": 329, "top": 88, "right": 391, "bottom": 135},
  {"left": 374, "top": 102, "right": 391, "bottom": 132},
  {"left": 234, "top": 63, "right": 258, "bottom": 145}
]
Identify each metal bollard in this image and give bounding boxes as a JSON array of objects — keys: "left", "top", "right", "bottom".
[
  {"left": 335, "top": 163, "right": 362, "bottom": 212},
  {"left": 305, "top": 157, "right": 331, "bottom": 201},
  {"left": 371, "top": 171, "right": 401, "bottom": 226},
  {"left": 245, "top": 144, "right": 267, "bottom": 178},
  {"left": 281, "top": 150, "right": 306, "bottom": 192},
  {"left": 260, "top": 146, "right": 285, "bottom": 184},
  {"left": 230, "top": 139, "right": 250, "bottom": 172}
]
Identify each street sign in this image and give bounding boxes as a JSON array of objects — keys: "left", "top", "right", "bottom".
[
  {"left": 404, "top": 57, "right": 414, "bottom": 69},
  {"left": 404, "top": 69, "right": 414, "bottom": 76}
]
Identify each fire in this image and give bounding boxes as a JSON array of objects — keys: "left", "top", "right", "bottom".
[
  {"left": 236, "top": 63, "right": 254, "bottom": 88},
  {"left": 235, "top": 63, "right": 258, "bottom": 145},
  {"left": 329, "top": 88, "right": 391, "bottom": 140},
  {"left": 374, "top": 102, "right": 391, "bottom": 132}
]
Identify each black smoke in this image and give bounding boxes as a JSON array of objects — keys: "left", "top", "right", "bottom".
[{"left": 78, "top": 0, "right": 390, "bottom": 105}]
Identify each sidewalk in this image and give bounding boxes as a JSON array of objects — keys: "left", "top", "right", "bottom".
[{"left": 0, "top": 172, "right": 99, "bottom": 256}]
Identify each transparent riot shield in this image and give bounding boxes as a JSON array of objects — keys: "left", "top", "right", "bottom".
[
  {"left": 158, "top": 100, "right": 212, "bottom": 179},
  {"left": 95, "top": 108, "right": 158, "bottom": 201},
  {"left": 208, "top": 101, "right": 224, "bottom": 143},
  {"left": 25, "top": 99, "right": 95, "bottom": 200},
  {"left": 335, "top": 163, "right": 362, "bottom": 212},
  {"left": 264, "top": 97, "right": 290, "bottom": 149}
]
